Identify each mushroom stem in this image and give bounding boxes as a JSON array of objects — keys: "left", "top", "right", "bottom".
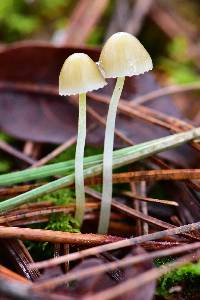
[
  {"left": 75, "top": 93, "right": 86, "bottom": 225},
  {"left": 98, "top": 76, "right": 125, "bottom": 234}
]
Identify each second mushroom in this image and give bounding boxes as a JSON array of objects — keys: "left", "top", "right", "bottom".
[{"left": 98, "top": 32, "right": 153, "bottom": 233}]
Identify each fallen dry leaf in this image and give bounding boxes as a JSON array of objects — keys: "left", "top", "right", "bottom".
[
  {"left": 0, "top": 42, "right": 198, "bottom": 166},
  {"left": 64, "top": 246, "right": 155, "bottom": 300}
]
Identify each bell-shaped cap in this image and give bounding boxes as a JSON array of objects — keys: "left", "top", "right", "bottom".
[
  {"left": 99, "top": 32, "right": 153, "bottom": 78},
  {"left": 59, "top": 53, "right": 107, "bottom": 96}
]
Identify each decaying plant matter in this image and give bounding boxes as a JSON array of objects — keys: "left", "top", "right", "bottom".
[{"left": 1, "top": 1, "right": 200, "bottom": 299}]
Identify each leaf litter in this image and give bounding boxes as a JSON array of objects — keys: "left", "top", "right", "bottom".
[{"left": 1, "top": 1, "right": 200, "bottom": 299}]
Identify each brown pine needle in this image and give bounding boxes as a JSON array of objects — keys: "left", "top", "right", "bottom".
[
  {"left": 86, "top": 169, "right": 200, "bottom": 185},
  {"left": 84, "top": 250, "right": 200, "bottom": 300},
  {"left": 131, "top": 82, "right": 200, "bottom": 106},
  {"left": 0, "top": 202, "right": 99, "bottom": 224},
  {"left": 30, "top": 221, "right": 200, "bottom": 270},
  {"left": 86, "top": 188, "right": 193, "bottom": 239},
  {"left": 0, "top": 265, "right": 29, "bottom": 283},
  {"left": 32, "top": 242, "right": 200, "bottom": 291},
  {"left": 122, "top": 191, "right": 178, "bottom": 206},
  {"left": 1, "top": 169, "right": 200, "bottom": 198},
  {"left": 0, "top": 225, "right": 122, "bottom": 245}
]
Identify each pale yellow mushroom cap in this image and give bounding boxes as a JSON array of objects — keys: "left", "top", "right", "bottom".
[
  {"left": 99, "top": 32, "right": 153, "bottom": 78},
  {"left": 59, "top": 53, "right": 107, "bottom": 96}
]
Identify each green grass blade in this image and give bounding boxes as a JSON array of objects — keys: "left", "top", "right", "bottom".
[
  {"left": 0, "top": 127, "right": 200, "bottom": 211},
  {"left": 0, "top": 139, "right": 158, "bottom": 186}
]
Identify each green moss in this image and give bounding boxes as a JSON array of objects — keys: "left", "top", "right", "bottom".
[
  {"left": 26, "top": 187, "right": 79, "bottom": 260},
  {"left": 0, "top": 0, "right": 40, "bottom": 42},
  {"left": 159, "top": 57, "right": 200, "bottom": 84},
  {"left": 26, "top": 212, "right": 80, "bottom": 261},
  {"left": 154, "top": 256, "right": 174, "bottom": 267},
  {"left": 157, "top": 259, "right": 200, "bottom": 297},
  {"left": 0, "top": 0, "right": 74, "bottom": 42},
  {"left": 46, "top": 213, "right": 79, "bottom": 232},
  {"left": 37, "top": 188, "right": 75, "bottom": 206}
]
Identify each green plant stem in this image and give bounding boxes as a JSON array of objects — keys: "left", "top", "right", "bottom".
[
  {"left": 98, "top": 76, "right": 125, "bottom": 234},
  {"left": 75, "top": 93, "right": 86, "bottom": 225},
  {"left": 0, "top": 127, "right": 200, "bottom": 212}
]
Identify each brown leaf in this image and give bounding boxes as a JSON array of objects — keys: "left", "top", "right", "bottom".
[
  {"left": 0, "top": 42, "right": 198, "bottom": 166},
  {"left": 64, "top": 246, "right": 155, "bottom": 300},
  {"left": 0, "top": 43, "right": 99, "bottom": 144}
]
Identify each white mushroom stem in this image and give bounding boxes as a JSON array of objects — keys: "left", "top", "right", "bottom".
[
  {"left": 75, "top": 93, "right": 86, "bottom": 225},
  {"left": 98, "top": 76, "right": 125, "bottom": 234}
]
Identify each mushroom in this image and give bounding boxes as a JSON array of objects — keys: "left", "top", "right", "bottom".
[
  {"left": 98, "top": 32, "right": 153, "bottom": 233},
  {"left": 59, "top": 53, "right": 107, "bottom": 225}
]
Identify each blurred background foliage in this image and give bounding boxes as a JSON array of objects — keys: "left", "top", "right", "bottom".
[
  {"left": 0, "top": 0, "right": 73, "bottom": 42},
  {"left": 159, "top": 37, "right": 200, "bottom": 84},
  {"left": 0, "top": 0, "right": 199, "bottom": 82}
]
